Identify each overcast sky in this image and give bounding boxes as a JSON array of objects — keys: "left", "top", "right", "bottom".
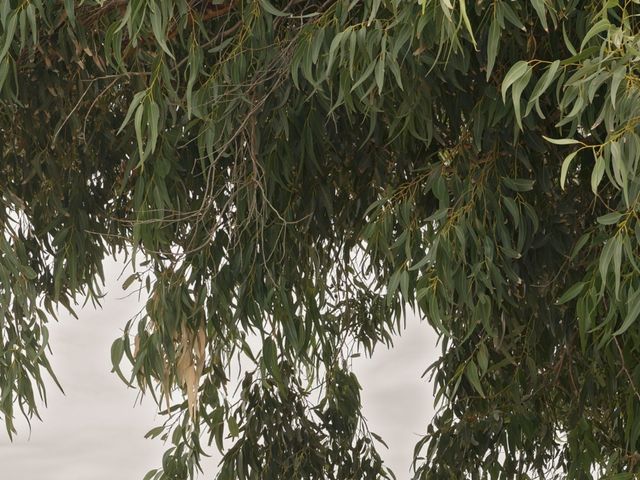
[{"left": 0, "top": 260, "right": 438, "bottom": 479}]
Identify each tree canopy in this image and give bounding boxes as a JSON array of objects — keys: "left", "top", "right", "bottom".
[{"left": 1, "top": 0, "right": 640, "bottom": 478}]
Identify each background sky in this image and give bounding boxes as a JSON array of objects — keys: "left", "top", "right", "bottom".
[{"left": 0, "top": 260, "right": 438, "bottom": 479}]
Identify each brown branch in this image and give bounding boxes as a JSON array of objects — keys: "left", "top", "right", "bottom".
[
  {"left": 614, "top": 336, "right": 640, "bottom": 402},
  {"left": 201, "top": 2, "right": 235, "bottom": 22}
]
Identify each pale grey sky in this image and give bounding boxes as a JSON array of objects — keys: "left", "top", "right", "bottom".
[{"left": 0, "top": 260, "right": 438, "bottom": 479}]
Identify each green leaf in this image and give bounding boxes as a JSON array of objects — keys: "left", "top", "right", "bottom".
[
  {"left": 387, "top": 57, "right": 403, "bottom": 90},
  {"left": 591, "top": 155, "right": 605, "bottom": 194},
  {"left": 599, "top": 238, "right": 615, "bottom": 287},
  {"left": 25, "top": 4, "right": 36, "bottom": 45},
  {"left": 0, "top": 57, "right": 9, "bottom": 92},
  {"left": 557, "top": 95, "right": 585, "bottom": 126},
  {"left": 186, "top": 44, "right": 203, "bottom": 118},
  {"left": 577, "top": 296, "right": 590, "bottom": 351},
  {"left": 326, "top": 30, "right": 346, "bottom": 75},
  {"left": 526, "top": 60, "right": 560, "bottom": 116},
  {"left": 0, "top": 12, "right": 17, "bottom": 61},
  {"left": 562, "top": 23, "right": 577, "bottom": 55},
  {"left": 542, "top": 136, "right": 582, "bottom": 145},
  {"left": 142, "top": 470, "right": 158, "bottom": 480},
  {"left": 503, "top": 196, "right": 520, "bottom": 225},
  {"left": 228, "top": 416, "right": 240, "bottom": 437},
  {"left": 387, "top": 269, "right": 401, "bottom": 302},
  {"left": 511, "top": 67, "right": 532, "bottom": 129},
  {"left": 464, "top": 360, "right": 485, "bottom": 398},
  {"left": 118, "top": 91, "right": 146, "bottom": 135},
  {"left": 570, "top": 232, "right": 591, "bottom": 260},
  {"left": 502, "top": 177, "right": 535, "bottom": 192},
  {"left": 110, "top": 338, "right": 129, "bottom": 385},
  {"left": 476, "top": 343, "right": 489, "bottom": 374},
  {"left": 610, "top": 65, "right": 626, "bottom": 110},
  {"left": 374, "top": 58, "right": 385, "bottom": 94},
  {"left": 560, "top": 151, "right": 579, "bottom": 190},
  {"left": 458, "top": 0, "right": 477, "bottom": 48},
  {"left": 258, "top": 0, "right": 288, "bottom": 17},
  {"left": 596, "top": 212, "right": 622, "bottom": 225},
  {"left": 148, "top": 101, "right": 160, "bottom": 154},
  {"left": 529, "top": 0, "right": 548, "bottom": 31},
  {"left": 348, "top": 28, "right": 357, "bottom": 78},
  {"left": 134, "top": 100, "right": 145, "bottom": 161},
  {"left": 556, "top": 281, "right": 585, "bottom": 305},
  {"left": 613, "top": 235, "right": 622, "bottom": 299},
  {"left": 262, "top": 338, "right": 282, "bottom": 384},
  {"left": 486, "top": 18, "right": 500, "bottom": 80},
  {"left": 370, "top": 431, "right": 388, "bottom": 449},
  {"left": 21, "top": 264, "right": 37, "bottom": 280},
  {"left": 64, "top": 0, "right": 76, "bottom": 26},
  {"left": 122, "top": 273, "right": 138, "bottom": 290},
  {"left": 351, "top": 59, "right": 376, "bottom": 92},
  {"left": 144, "top": 426, "right": 165, "bottom": 439},
  {"left": 149, "top": 6, "right": 173, "bottom": 58},
  {"left": 500, "top": 2, "right": 525, "bottom": 30},
  {"left": 400, "top": 270, "right": 409, "bottom": 300},
  {"left": 501, "top": 60, "right": 529, "bottom": 103},
  {"left": 111, "top": 337, "right": 124, "bottom": 369},
  {"left": 580, "top": 18, "right": 611, "bottom": 51},
  {"left": 613, "top": 288, "right": 640, "bottom": 336},
  {"left": 409, "top": 255, "right": 429, "bottom": 271}
]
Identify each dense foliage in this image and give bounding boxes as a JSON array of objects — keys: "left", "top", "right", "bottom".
[{"left": 1, "top": 0, "right": 640, "bottom": 478}]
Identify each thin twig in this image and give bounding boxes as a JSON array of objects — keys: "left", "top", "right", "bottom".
[{"left": 614, "top": 336, "right": 640, "bottom": 402}]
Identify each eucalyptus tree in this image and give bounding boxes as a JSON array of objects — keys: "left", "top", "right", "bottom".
[{"left": 1, "top": 0, "right": 640, "bottom": 478}]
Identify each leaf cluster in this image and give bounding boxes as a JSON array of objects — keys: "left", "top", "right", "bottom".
[{"left": 1, "top": 0, "right": 640, "bottom": 478}]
